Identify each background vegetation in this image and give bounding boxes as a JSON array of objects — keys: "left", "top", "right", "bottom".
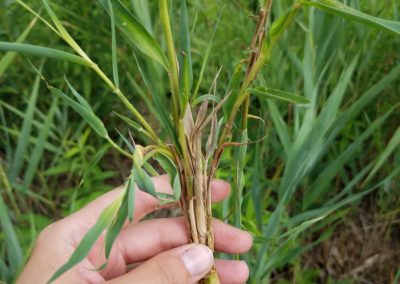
[{"left": 0, "top": 0, "right": 399, "bottom": 283}]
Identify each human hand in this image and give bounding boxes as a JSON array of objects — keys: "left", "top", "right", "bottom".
[{"left": 17, "top": 175, "right": 252, "bottom": 284}]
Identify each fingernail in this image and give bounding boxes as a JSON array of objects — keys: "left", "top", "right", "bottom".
[{"left": 181, "top": 245, "right": 213, "bottom": 277}]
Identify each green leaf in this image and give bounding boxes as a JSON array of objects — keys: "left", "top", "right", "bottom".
[
  {"left": 134, "top": 168, "right": 156, "bottom": 197},
  {"left": 49, "top": 87, "right": 108, "bottom": 138},
  {"left": 113, "top": 111, "right": 154, "bottom": 141},
  {"left": 80, "top": 144, "right": 110, "bottom": 185},
  {"left": 41, "top": 0, "right": 90, "bottom": 59},
  {"left": 99, "top": 0, "right": 169, "bottom": 69},
  {"left": 300, "top": 0, "right": 400, "bottom": 35},
  {"left": 0, "top": 42, "right": 90, "bottom": 66},
  {"left": 178, "top": 0, "right": 193, "bottom": 104},
  {"left": 364, "top": 126, "right": 400, "bottom": 184},
  {"left": 233, "top": 129, "right": 248, "bottom": 228},
  {"left": 108, "top": 0, "right": 119, "bottom": 87},
  {"left": 127, "top": 173, "right": 136, "bottom": 221},
  {"left": 105, "top": 193, "right": 128, "bottom": 258},
  {"left": 133, "top": 53, "right": 179, "bottom": 148},
  {"left": 223, "top": 64, "right": 243, "bottom": 118},
  {"left": 248, "top": 87, "right": 310, "bottom": 104},
  {"left": 155, "top": 153, "right": 179, "bottom": 199},
  {"left": 22, "top": 97, "right": 58, "bottom": 191},
  {"left": 9, "top": 73, "right": 41, "bottom": 183},
  {"left": 48, "top": 197, "right": 122, "bottom": 283},
  {"left": 0, "top": 195, "right": 23, "bottom": 275},
  {"left": 192, "top": 7, "right": 224, "bottom": 100},
  {"left": 172, "top": 174, "right": 181, "bottom": 201},
  {"left": 192, "top": 94, "right": 222, "bottom": 106},
  {"left": 64, "top": 77, "right": 92, "bottom": 110},
  {"left": 0, "top": 15, "right": 38, "bottom": 77},
  {"left": 132, "top": 155, "right": 157, "bottom": 198},
  {"left": 304, "top": 107, "right": 396, "bottom": 209}
]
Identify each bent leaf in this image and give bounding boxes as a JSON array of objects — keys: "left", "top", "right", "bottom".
[
  {"left": 99, "top": 0, "right": 169, "bottom": 69},
  {"left": 49, "top": 87, "right": 108, "bottom": 138},
  {"left": 48, "top": 197, "right": 122, "bottom": 283},
  {"left": 127, "top": 173, "right": 136, "bottom": 221},
  {"left": 105, "top": 194, "right": 128, "bottom": 258},
  {"left": 248, "top": 87, "right": 310, "bottom": 104},
  {"left": 300, "top": 0, "right": 400, "bottom": 35},
  {"left": 0, "top": 42, "right": 90, "bottom": 66}
]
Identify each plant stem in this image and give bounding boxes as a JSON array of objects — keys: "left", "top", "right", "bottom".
[
  {"left": 90, "top": 64, "right": 160, "bottom": 144},
  {"left": 105, "top": 136, "right": 133, "bottom": 159},
  {"left": 159, "top": 0, "right": 181, "bottom": 124},
  {"left": 218, "top": 1, "right": 300, "bottom": 149}
]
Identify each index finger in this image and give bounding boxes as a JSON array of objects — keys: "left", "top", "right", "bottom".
[{"left": 69, "top": 175, "right": 230, "bottom": 224}]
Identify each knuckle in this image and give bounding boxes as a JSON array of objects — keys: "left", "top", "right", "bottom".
[{"left": 36, "top": 220, "right": 63, "bottom": 246}]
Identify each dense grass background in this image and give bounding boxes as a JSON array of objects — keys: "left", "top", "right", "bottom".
[{"left": 0, "top": 0, "right": 399, "bottom": 283}]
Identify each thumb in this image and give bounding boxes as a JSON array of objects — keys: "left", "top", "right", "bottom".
[{"left": 109, "top": 244, "right": 214, "bottom": 284}]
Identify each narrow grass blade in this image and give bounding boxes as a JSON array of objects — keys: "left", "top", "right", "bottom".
[
  {"left": 304, "top": 107, "right": 395, "bottom": 209},
  {"left": 254, "top": 215, "right": 326, "bottom": 242},
  {"left": 192, "top": 7, "right": 224, "bottom": 100},
  {"left": 80, "top": 144, "right": 110, "bottom": 185},
  {"left": 0, "top": 100, "right": 57, "bottom": 140},
  {"left": 0, "top": 195, "right": 23, "bottom": 275},
  {"left": 133, "top": 53, "right": 179, "bottom": 147},
  {"left": 267, "top": 100, "right": 291, "bottom": 155},
  {"left": 0, "top": 42, "right": 90, "bottom": 66},
  {"left": 99, "top": 0, "right": 169, "bottom": 69},
  {"left": 49, "top": 87, "right": 108, "bottom": 138},
  {"left": 0, "top": 15, "right": 38, "bottom": 77},
  {"left": 0, "top": 125, "right": 61, "bottom": 154},
  {"left": 233, "top": 129, "right": 248, "bottom": 228},
  {"left": 223, "top": 64, "right": 243, "bottom": 118},
  {"left": 108, "top": 0, "right": 119, "bottom": 87},
  {"left": 48, "top": 197, "right": 122, "bottom": 283},
  {"left": 22, "top": 97, "right": 58, "bottom": 191},
  {"left": 155, "top": 153, "right": 179, "bottom": 199},
  {"left": 248, "top": 87, "right": 310, "bottom": 104},
  {"left": 64, "top": 78, "right": 92, "bottom": 111},
  {"left": 127, "top": 173, "right": 136, "bottom": 221},
  {"left": 113, "top": 111, "right": 154, "bottom": 141},
  {"left": 178, "top": 0, "right": 193, "bottom": 104},
  {"left": 132, "top": 148, "right": 156, "bottom": 197},
  {"left": 0, "top": 103, "right": 13, "bottom": 162},
  {"left": 8, "top": 73, "right": 41, "bottom": 183},
  {"left": 300, "top": 0, "right": 400, "bottom": 35},
  {"left": 192, "top": 94, "right": 221, "bottom": 106},
  {"left": 41, "top": 0, "right": 90, "bottom": 59},
  {"left": 15, "top": 0, "right": 60, "bottom": 36},
  {"left": 105, "top": 193, "right": 128, "bottom": 258},
  {"left": 364, "top": 126, "right": 400, "bottom": 185},
  {"left": 131, "top": 0, "right": 152, "bottom": 32}
]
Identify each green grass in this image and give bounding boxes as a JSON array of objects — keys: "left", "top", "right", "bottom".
[{"left": 0, "top": 0, "right": 399, "bottom": 283}]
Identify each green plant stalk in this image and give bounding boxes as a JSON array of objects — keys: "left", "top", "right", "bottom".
[
  {"left": 105, "top": 136, "right": 133, "bottom": 159},
  {"left": 16, "top": 0, "right": 60, "bottom": 37},
  {"left": 159, "top": 0, "right": 181, "bottom": 124},
  {"left": 90, "top": 64, "right": 160, "bottom": 144},
  {"left": 17, "top": 0, "right": 161, "bottom": 148}
]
